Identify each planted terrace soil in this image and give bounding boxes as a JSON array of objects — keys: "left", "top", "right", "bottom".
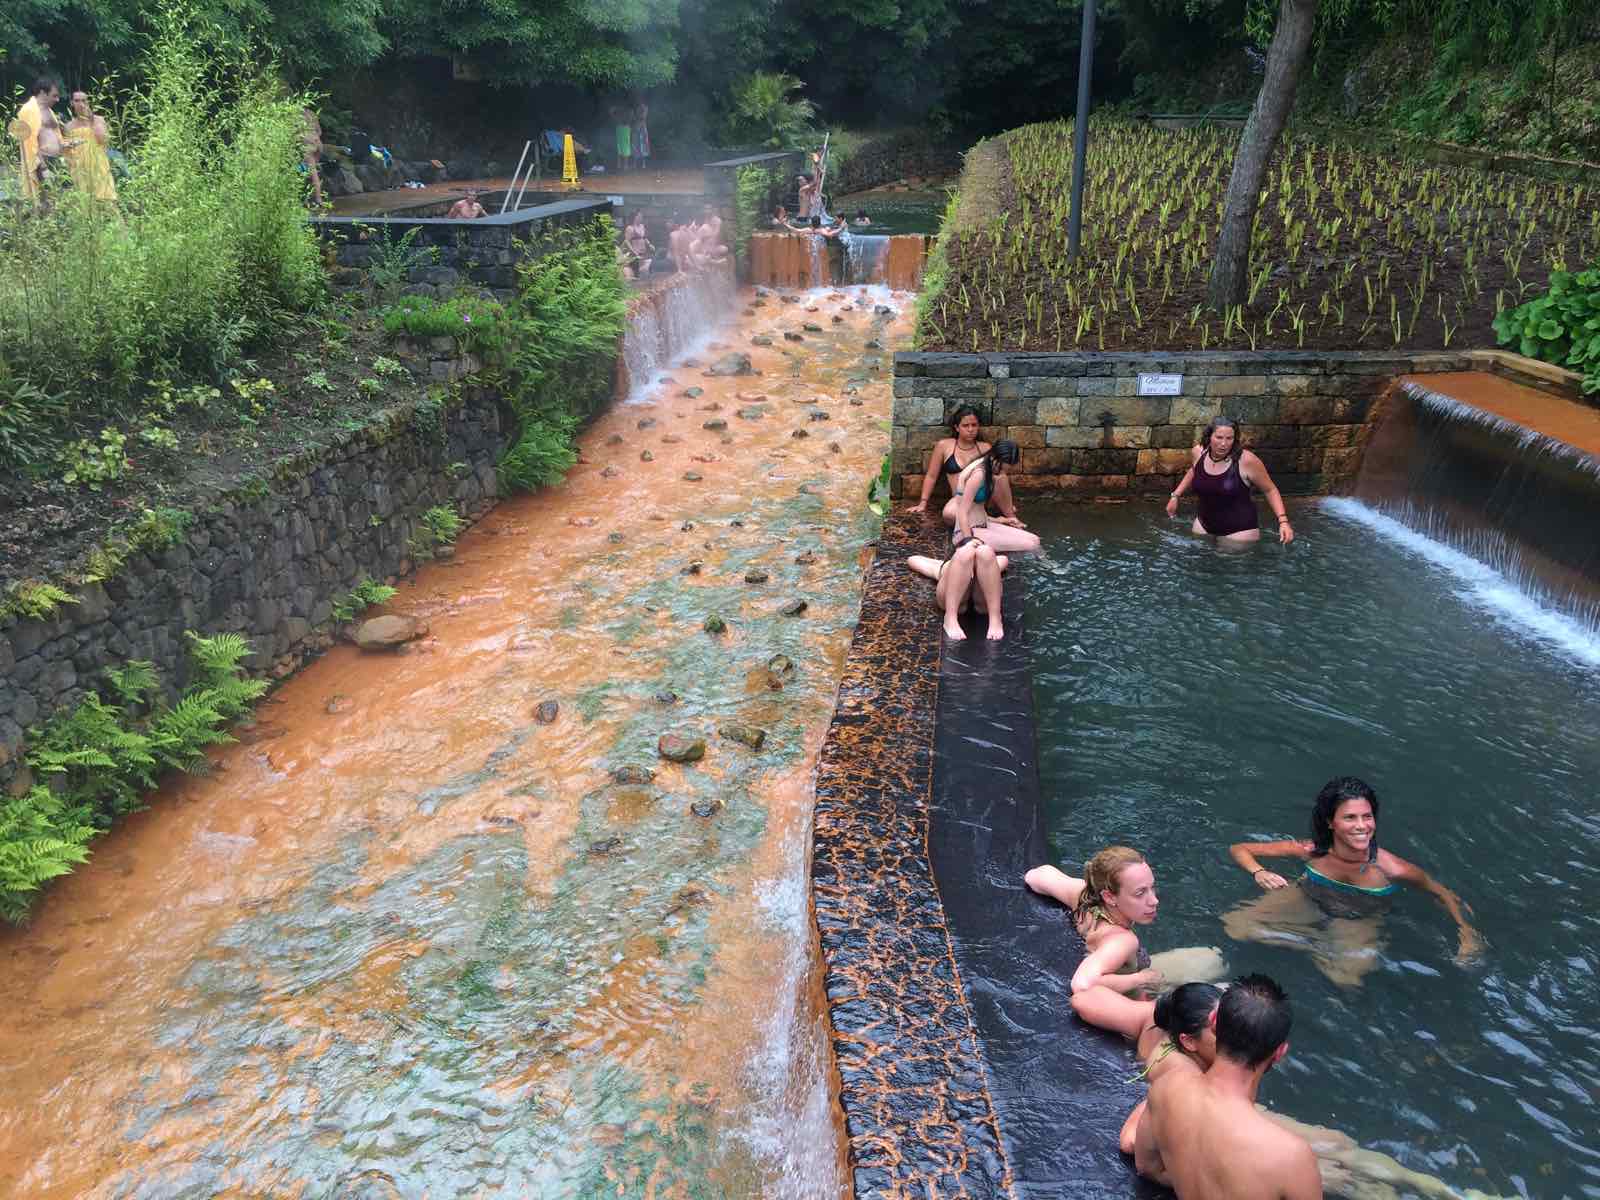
[
  {"left": 920, "top": 119, "right": 1599, "bottom": 354},
  {"left": 0, "top": 313, "right": 439, "bottom": 597}
]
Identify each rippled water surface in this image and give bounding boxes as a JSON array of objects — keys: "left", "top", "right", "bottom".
[
  {"left": 1028, "top": 500, "right": 1600, "bottom": 1200},
  {"left": 0, "top": 284, "right": 911, "bottom": 1197}
]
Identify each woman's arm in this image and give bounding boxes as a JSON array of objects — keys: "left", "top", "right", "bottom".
[
  {"left": 1380, "top": 852, "right": 1483, "bottom": 960},
  {"left": 992, "top": 469, "right": 1026, "bottom": 526},
  {"left": 952, "top": 464, "right": 980, "bottom": 544},
  {"left": 1072, "top": 929, "right": 1158, "bottom": 995},
  {"left": 1240, "top": 451, "right": 1294, "bottom": 543},
  {"left": 906, "top": 439, "right": 950, "bottom": 513},
  {"left": 1165, "top": 465, "right": 1196, "bottom": 518},
  {"left": 1070, "top": 984, "right": 1154, "bottom": 1039},
  {"left": 1229, "top": 839, "right": 1313, "bottom": 890}
]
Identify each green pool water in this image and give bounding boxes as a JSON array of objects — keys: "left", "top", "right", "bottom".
[{"left": 1026, "top": 499, "right": 1600, "bottom": 1199}]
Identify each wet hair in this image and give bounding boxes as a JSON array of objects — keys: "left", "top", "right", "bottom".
[
  {"left": 1199, "top": 416, "right": 1242, "bottom": 459},
  {"left": 1154, "top": 983, "right": 1223, "bottom": 1049},
  {"left": 809, "top": 215, "right": 822, "bottom": 229},
  {"left": 1215, "top": 974, "right": 1292, "bottom": 1068},
  {"left": 855, "top": 208, "right": 868, "bottom": 220},
  {"left": 1075, "top": 846, "right": 1147, "bottom": 923},
  {"left": 976, "top": 438, "right": 1021, "bottom": 504},
  {"left": 948, "top": 404, "right": 982, "bottom": 436},
  {"left": 1310, "top": 776, "right": 1380, "bottom": 857},
  {"left": 33, "top": 77, "right": 59, "bottom": 97}
]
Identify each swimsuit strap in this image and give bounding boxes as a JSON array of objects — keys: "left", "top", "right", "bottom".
[
  {"left": 1303, "top": 861, "right": 1399, "bottom": 896},
  {"left": 1126, "top": 1037, "right": 1177, "bottom": 1084}
]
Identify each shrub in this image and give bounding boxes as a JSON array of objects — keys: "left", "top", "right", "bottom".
[
  {"left": 734, "top": 164, "right": 779, "bottom": 268},
  {"left": 380, "top": 295, "right": 507, "bottom": 354},
  {"left": 331, "top": 577, "right": 398, "bottom": 622},
  {"left": 409, "top": 505, "right": 463, "bottom": 559},
  {"left": 0, "top": 8, "right": 325, "bottom": 400},
  {"left": 720, "top": 72, "right": 816, "bottom": 150},
  {"left": 4, "top": 632, "right": 266, "bottom": 920},
  {"left": 1493, "top": 263, "right": 1600, "bottom": 394},
  {"left": 496, "top": 219, "right": 627, "bottom": 491}
]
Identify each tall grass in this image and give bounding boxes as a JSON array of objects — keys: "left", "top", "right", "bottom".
[{"left": 0, "top": 8, "right": 323, "bottom": 412}]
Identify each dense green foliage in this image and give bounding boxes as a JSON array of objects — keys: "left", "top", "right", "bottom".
[
  {"left": 1494, "top": 265, "right": 1600, "bottom": 394},
  {"left": 733, "top": 163, "right": 779, "bottom": 267},
  {"left": 331, "top": 576, "right": 397, "bottom": 622},
  {"left": 495, "top": 219, "right": 628, "bottom": 491},
  {"left": 2, "top": 632, "right": 266, "bottom": 921},
  {"left": 0, "top": 9, "right": 324, "bottom": 437},
  {"left": 380, "top": 294, "right": 507, "bottom": 351}
]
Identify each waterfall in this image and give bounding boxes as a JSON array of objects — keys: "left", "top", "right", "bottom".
[
  {"left": 842, "top": 234, "right": 891, "bottom": 285},
  {"left": 1353, "top": 374, "right": 1600, "bottom": 634},
  {"left": 618, "top": 267, "right": 737, "bottom": 402}
]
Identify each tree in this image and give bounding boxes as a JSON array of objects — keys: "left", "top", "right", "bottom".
[{"left": 1207, "top": 0, "right": 1318, "bottom": 308}]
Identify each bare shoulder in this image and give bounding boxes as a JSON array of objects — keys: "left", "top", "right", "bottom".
[
  {"left": 1188, "top": 444, "right": 1203, "bottom": 463},
  {"left": 1375, "top": 847, "right": 1423, "bottom": 879}
]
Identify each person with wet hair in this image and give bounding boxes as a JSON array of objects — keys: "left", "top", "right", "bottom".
[
  {"left": 1025, "top": 847, "right": 1163, "bottom": 995},
  {"left": 950, "top": 440, "right": 1041, "bottom": 554},
  {"left": 1224, "top": 776, "right": 1482, "bottom": 987},
  {"left": 446, "top": 188, "right": 487, "bottom": 220},
  {"left": 1166, "top": 415, "right": 1294, "bottom": 545},
  {"left": 906, "top": 540, "right": 1009, "bottom": 641},
  {"left": 1134, "top": 974, "right": 1321, "bottom": 1199}
]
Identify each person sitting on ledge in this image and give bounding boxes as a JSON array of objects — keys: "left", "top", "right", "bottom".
[
  {"left": 770, "top": 203, "right": 791, "bottom": 228},
  {"left": 1166, "top": 416, "right": 1294, "bottom": 545},
  {"left": 907, "top": 540, "right": 1008, "bottom": 641},
  {"left": 950, "top": 440, "right": 1041, "bottom": 555},
  {"left": 623, "top": 210, "right": 654, "bottom": 276},
  {"left": 906, "top": 405, "right": 1025, "bottom": 528},
  {"left": 446, "top": 188, "right": 488, "bottom": 219}
]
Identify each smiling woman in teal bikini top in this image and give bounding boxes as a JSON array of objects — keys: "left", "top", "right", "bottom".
[{"left": 1302, "top": 843, "right": 1398, "bottom": 918}]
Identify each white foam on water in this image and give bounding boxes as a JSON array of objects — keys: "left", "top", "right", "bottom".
[
  {"left": 1323, "top": 497, "right": 1600, "bottom": 667},
  {"left": 620, "top": 268, "right": 737, "bottom": 405}
]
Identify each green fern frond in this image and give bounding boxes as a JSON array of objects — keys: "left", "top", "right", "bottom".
[
  {"left": 105, "top": 660, "right": 160, "bottom": 707},
  {"left": 185, "top": 631, "right": 254, "bottom": 685}
]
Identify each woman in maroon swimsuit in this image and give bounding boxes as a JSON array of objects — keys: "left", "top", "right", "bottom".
[{"left": 1165, "top": 417, "right": 1294, "bottom": 545}]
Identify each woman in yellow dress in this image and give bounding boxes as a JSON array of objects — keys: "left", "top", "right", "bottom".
[{"left": 65, "top": 90, "right": 118, "bottom": 203}]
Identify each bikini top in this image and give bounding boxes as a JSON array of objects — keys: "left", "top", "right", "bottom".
[
  {"left": 953, "top": 462, "right": 991, "bottom": 505},
  {"left": 943, "top": 443, "right": 985, "bottom": 475}
]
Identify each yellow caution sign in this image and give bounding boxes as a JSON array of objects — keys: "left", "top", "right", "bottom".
[{"left": 562, "top": 133, "right": 579, "bottom": 189}]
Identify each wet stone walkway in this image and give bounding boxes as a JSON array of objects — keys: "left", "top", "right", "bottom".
[{"left": 0, "top": 287, "right": 911, "bottom": 1199}]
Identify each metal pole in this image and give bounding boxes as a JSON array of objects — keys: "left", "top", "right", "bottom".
[
  {"left": 500, "top": 140, "right": 530, "bottom": 214},
  {"left": 1068, "top": 0, "right": 1097, "bottom": 259}
]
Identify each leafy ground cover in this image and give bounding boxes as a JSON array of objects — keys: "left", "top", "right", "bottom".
[{"left": 917, "top": 118, "right": 1599, "bottom": 354}]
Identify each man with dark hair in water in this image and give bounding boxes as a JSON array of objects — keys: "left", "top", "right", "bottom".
[{"left": 1135, "top": 974, "right": 1321, "bottom": 1199}]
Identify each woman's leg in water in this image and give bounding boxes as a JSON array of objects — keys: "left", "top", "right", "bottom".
[
  {"left": 1222, "top": 888, "right": 1382, "bottom": 989},
  {"left": 1024, "top": 863, "right": 1087, "bottom": 908},
  {"left": 972, "top": 542, "right": 1005, "bottom": 639},
  {"left": 1190, "top": 517, "right": 1262, "bottom": 547}
]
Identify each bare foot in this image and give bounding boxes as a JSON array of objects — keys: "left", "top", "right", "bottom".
[
  {"left": 986, "top": 621, "right": 1005, "bottom": 641},
  {"left": 943, "top": 618, "right": 966, "bottom": 640}
]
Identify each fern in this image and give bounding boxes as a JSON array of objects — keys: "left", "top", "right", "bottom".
[
  {"left": 331, "top": 577, "right": 397, "bottom": 622},
  {"left": 186, "top": 630, "right": 253, "bottom": 687},
  {"left": 0, "top": 788, "right": 94, "bottom": 923},
  {"left": 105, "top": 660, "right": 160, "bottom": 708}
]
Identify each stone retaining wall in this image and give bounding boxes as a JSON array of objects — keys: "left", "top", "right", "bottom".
[
  {"left": 315, "top": 197, "right": 613, "bottom": 300},
  {"left": 890, "top": 350, "right": 1478, "bottom": 499},
  {"left": 0, "top": 379, "right": 511, "bottom": 787}
]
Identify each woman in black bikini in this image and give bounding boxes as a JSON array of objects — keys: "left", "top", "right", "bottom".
[
  {"left": 906, "top": 406, "right": 1027, "bottom": 535},
  {"left": 1166, "top": 416, "right": 1295, "bottom": 545}
]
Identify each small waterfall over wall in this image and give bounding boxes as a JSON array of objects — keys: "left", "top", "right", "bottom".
[
  {"left": 749, "top": 233, "right": 930, "bottom": 290},
  {"left": 618, "top": 267, "right": 737, "bottom": 401},
  {"left": 1354, "top": 371, "right": 1600, "bottom": 629}
]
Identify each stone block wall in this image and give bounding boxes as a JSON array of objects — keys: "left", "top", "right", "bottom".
[
  {"left": 315, "top": 197, "right": 614, "bottom": 300},
  {"left": 0, "top": 379, "right": 512, "bottom": 787},
  {"left": 890, "top": 350, "right": 1477, "bottom": 499}
]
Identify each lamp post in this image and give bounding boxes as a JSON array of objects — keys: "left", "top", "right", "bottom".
[{"left": 1068, "top": 0, "right": 1097, "bottom": 259}]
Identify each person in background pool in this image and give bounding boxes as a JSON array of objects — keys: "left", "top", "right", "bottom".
[
  {"left": 446, "top": 188, "right": 487, "bottom": 219},
  {"left": 853, "top": 208, "right": 871, "bottom": 226},
  {"left": 950, "top": 440, "right": 1042, "bottom": 555},
  {"left": 1025, "top": 847, "right": 1163, "bottom": 995},
  {"left": 1166, "top": 416, "right": 1295, "bottom": 545},
  {"left": 770, "top": 203, "right": 791, "bottom": 228},
  {"left": 1224, "top": 776, "right": 1483, "bottom": 988},
  {"left": 906, "top": 406, "right": 1021, "bottom": 530},
  {"left": 907, "top": 540, "right": 1008, "bottom": 641}
]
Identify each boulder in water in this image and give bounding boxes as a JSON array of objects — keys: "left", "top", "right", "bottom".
[
  {"left": 681, "top": 386, "right": 704, "bottom": 398},
  {"left": 690, "top": 798, "right": 722, "bottom": 818},
  {"left": 658, "top": 733, "right": 706, "bottom": 763},
  {"left": 744, "top": 569, "right": 769, "bottom": 584},
  {"left": 705, "top": 352, "right": 754, "bottom": 377},
  {"left": 737, "top": 407, "right": 765, "bottom": 420},
  {"left": 791, "top": 428, "right": 810, "bottom": 439},
  {"left": 534, "top": 700, "right": 560, "bottom": 724},
  {"left": 803, "top": 322, "right": 823, "bottom": 333},
  {"left": 612, "top": 764, "right": 656, "bottom": 785},
  {"left": 783, "top": 332, "right": 804, "bottom": 342},
  {"left": 637, "top": 417, "right": 657, "bottom": 429},
  {"left": 702, "top": 419, "right": 727, "bottom": 431},
  {"left": 864, "top": 339, "right": 883, "bottom": 350},
  {"left": 354, "top": 614, "right": 426, "bottom": 650},
  {"left": 683, "top": 470, "right": 703, "bottom": 481},
  {"left": 703, "top": 612, "right": 726, "bottom": 633},
  {"left": 640, "top": 449, "right": 654, "bottom": 461},
  {"left": 779, "top": 598, "right": 808, "bottom": 616},
  {"left": 720, "top": 724, "right": 767, "bottom": 750},
  {"left": 751, "top": 335, "right": 774, "bottom": 347}
]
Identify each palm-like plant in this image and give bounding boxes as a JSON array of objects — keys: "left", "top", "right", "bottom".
[{"left": 722, "top": 72, "right": 817, "bottom": 150}]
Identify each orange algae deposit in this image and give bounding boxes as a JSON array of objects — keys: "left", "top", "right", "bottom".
[{"left": 0, "top": 287, "right": 914, "bottom": 1199}]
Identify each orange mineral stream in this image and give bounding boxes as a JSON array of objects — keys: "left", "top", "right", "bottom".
[{"left": 0, "top": 286, "right": 914, "bottom": 1199}]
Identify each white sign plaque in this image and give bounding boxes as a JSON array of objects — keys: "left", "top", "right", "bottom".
[
  {"left": 607, "top": 195, "right": 625, "bottom": 205},
  {"left": 1137, "top": 373, "right": 1183, "bottom": 396}
]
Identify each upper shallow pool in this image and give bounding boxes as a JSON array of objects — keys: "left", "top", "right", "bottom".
[{"left": 1026, "top": 499, "right": 1600, "bottom": 1199}]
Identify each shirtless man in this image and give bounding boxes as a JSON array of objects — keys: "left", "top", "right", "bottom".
[
  {"left": 694, "top": 204, "right": 729, "bottom": 264},
  {"left": 447, "top": 188, "right": 488, "bottom": 219},
  {"left": 667, "top": 219, "right": 695, "bottom": 274},
  {"left": 1135, "top": 974, "right": 1321, "bottom": 1200}
]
